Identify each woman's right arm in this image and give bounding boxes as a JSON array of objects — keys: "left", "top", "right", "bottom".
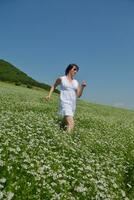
[{"left": 45, "top": 78, "right": 61, "bottom": 100}]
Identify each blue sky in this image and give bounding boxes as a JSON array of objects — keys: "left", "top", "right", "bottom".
[{"left": 0, "top": 0, "right": 134, "bottom": 110}]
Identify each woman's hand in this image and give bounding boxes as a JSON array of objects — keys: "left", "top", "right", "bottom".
[
  {"left": 44, "top": 95, "right": 51, "bottom": 101},
  {"left": 81, "top": 81, "right": 87, "bottom": 88}
]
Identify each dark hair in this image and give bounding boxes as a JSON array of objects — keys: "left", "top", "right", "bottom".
[{"left": 65, "top": 64, "right": 79, "bottom": 75}]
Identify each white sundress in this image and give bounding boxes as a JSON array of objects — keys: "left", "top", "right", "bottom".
[{"left": 59, "top": 76, "right": 79, "bottom": 117}]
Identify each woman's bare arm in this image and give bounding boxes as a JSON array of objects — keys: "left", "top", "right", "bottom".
[
  {"left": 45, "top": 78, "right": 61, "bottom": 100},
  {"left": 76, "top": 81, "right": 86, "bottom": 98}
]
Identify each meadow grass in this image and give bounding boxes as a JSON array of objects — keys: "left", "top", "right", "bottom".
[{"left": 0, "top": 82, "right": 134, "bottom": 200}]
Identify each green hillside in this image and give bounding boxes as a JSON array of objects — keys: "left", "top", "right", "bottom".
[
  {"left": 0, "top": 59, "right": 59, "bottom": 93},
  {"left": 0, "top": 81, "right": 134, "bottom": 199}
]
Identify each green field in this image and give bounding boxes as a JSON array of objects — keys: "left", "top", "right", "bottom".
[{"left": 0, "top": 82, "right": 134, "bottom": 200}]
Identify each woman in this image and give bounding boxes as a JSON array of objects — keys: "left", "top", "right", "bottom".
[{"left": 45, "top": 64, "right": 86, "bottom": 132}]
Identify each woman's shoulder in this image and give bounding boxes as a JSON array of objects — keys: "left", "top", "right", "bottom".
[
  {"left": 59, "top": 75, "right": 66, "bottom": 81},
  {"left": 56, "top": 76, "right": 66, "bottom": 85},
  {"left": 60, "top": 75, "right": 66, "bottom": 78}
]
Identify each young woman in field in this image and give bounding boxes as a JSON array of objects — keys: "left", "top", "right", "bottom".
[{"left": 45, "top": 64, "right": 86, "bottom": 132}]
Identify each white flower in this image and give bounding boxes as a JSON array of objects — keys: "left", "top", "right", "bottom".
[
  {"left": 0, "top": 160, "right": 4, "bottom": 167},
  {"left": 74, "top": 184, "right": 87, "bottom": 193},
  {"left": 6, "top": 192, "right": 14, "bottom": 200},
  {"left": 0, "top": 177, "right": 6, "bottom": 183},
  {"left": 16, "top": 147, "right": 21, "bottom": 152},
  {"left": 59, "top": 179, "right": 66, "bottom": 185},
  {"left": 121, "top": 190, "right": 126, "bottom": 197},
  {"left": 113, "top": 183, "right": 118, "bottom": 189},
  {"left": 0, "top": 191, "right": 4, "bottom": 200},
  {"left": 0, "top": 184, "right": 4, "bottom": 189}
]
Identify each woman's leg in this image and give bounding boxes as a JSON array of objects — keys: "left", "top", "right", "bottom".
[{"left": 64, "top": 116, "right": 74, "bottom": 132}]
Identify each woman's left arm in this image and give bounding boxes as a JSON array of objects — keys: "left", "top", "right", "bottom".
[{"left": 76, "top": 81, "right": 86, "bottom": 98}]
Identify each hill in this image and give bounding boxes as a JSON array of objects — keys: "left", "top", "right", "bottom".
[
  {"left": 0, "top": 81, "right": 134, "bottom": 199},
  {"left": 0, "top": 59, "right": 59, "bottom": 93}
]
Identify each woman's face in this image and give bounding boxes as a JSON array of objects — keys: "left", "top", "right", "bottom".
[{"left": 70, "top": 66, "right": 78, "bottom": 76}]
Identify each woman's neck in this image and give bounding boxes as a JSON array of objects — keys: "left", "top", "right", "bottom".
[{"left": 67, "top": 73, "right": 73, "bottom": 80}]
